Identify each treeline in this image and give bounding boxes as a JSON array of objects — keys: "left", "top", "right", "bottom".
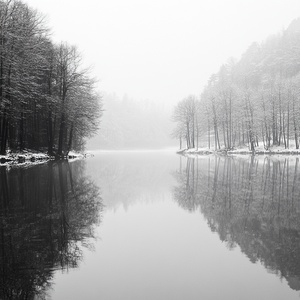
[
  {"left": 172, "top": 18, "right": 300, "bottom": 151},
  {"left": 0, "top": 0, "right": 102, "bottom": 156}
]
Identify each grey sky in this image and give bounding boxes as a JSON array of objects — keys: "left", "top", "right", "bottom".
[{"left": 24, "top": 0, "right": 300, "bottom": 105}]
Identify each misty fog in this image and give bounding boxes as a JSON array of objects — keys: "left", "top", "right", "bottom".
[{"left": 87, "top": 93, "right": 177, "bottom": 150}]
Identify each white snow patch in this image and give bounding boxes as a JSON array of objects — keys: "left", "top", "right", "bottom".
[{"left": 178, "top": 142, "right": 300, "bottom": 156}]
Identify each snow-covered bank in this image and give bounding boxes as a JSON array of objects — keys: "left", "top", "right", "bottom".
[
  {"left": 0, "top": 151, "right": 51, "bottom": 165},
  {"left": 178, "top": 145, "right": 300, "bottom": 156},
  {"left": 0, "top": 150, "right": 92, "bottom": 167}
]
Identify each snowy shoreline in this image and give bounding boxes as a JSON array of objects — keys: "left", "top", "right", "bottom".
[
  {"left": 0, "top": 150, "right": 90, "bottom": 167},
  {"left": 177, "top": 146, "right": 300, "bottom": 156}
]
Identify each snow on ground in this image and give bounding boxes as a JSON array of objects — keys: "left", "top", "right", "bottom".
[
  {"left": 178, "top": 142, "right": 300, "bottom": 156},
  {"left": 0, "top": 150, "right": 90, "bottom": 167},
  {"left": 0, "top": 150, "right": 50, "bottom": 165}
]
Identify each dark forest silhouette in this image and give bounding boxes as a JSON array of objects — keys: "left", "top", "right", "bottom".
[{"left": 0, "top": 0, "right": 102, "bottom": 157}]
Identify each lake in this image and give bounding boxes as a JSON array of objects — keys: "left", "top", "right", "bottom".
[{"left": 1, "top": 151, "right": 300, "bottom": 299}]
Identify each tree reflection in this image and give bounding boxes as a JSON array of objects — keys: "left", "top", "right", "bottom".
[
  {"left": 173, "top": 155, "right": 300, "bottom": 291},
  {"left": 0, "top": 160, "right": 102, "bottom": 299}
]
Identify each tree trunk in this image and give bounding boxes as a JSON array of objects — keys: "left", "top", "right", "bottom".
[
  {"left": 57, "top": 112, "right": 65, "bottom": 156},
  {"left": 287, "top": 102, "right": 290, "bottom": 149},
  {"left": 19, "top": 111, "right": 24, "bottom": 151},
  {"left": 66, "top": 123, "right": 74, "bottom": 155},
  {"left": 47, "top": 110, "right": 54, "bottom": 155},
  {"left": 223, "top": 121, "right": 227, "bottom": 149},
  {"left": 293, "top": 97, "right": 299, "bottom": 149},
  {"left": 208, "top": 120, "right": 210, "bottom": 149},
  {"left": 0, "top": 116, "right": 8, "bottom": 155}
]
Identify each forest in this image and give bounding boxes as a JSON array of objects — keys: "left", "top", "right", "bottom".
[
  {"left": 0, "top": 0, "right": 102, "bottom": 157},
  {"left": 172, "top": 18, "right": 300, "bottom": 151}
]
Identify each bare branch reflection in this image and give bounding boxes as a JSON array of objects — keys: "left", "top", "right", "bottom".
[
  {"left": 173, "top": 155, "right": 300, "bottom": 291},
  {"left": 0, "top": 160, "right": 103, "bottom": 299}
]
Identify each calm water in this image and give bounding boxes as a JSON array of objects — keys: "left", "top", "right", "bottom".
[{"left": 1, "top": 151, "right": 300, "bottom": 299}]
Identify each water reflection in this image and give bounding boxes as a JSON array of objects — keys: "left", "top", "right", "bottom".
[
  {"left": 173, "top": 155, "right": 300, "bottom": 291},
  {"left": 86, "top": 151, "right": 178, "bottom": 210},
  {"left": 0, "top": 161, "right": 102, "bottom": 299}
]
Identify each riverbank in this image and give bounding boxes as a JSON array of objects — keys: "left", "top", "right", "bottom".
[
  {"left": 177, "top": 145, "right": 300, "bottom": 156},
  {"left": 0, "top": 150, "right": 89, "bottom": 166}
]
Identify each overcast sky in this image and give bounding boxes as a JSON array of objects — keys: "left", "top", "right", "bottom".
[{"left": 24, "top": 0, "right": 300, "bottom": 105}]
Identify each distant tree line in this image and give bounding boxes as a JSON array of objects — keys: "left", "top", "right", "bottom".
[
  {"left": 88, "top": 93, "right": 176, "bottom": 150},
  {"left": 172, "top": 18, "right": 300, "bottom": 151},
  {"left": 0, "top": 0, "right": 102, "bottom": 156}
]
